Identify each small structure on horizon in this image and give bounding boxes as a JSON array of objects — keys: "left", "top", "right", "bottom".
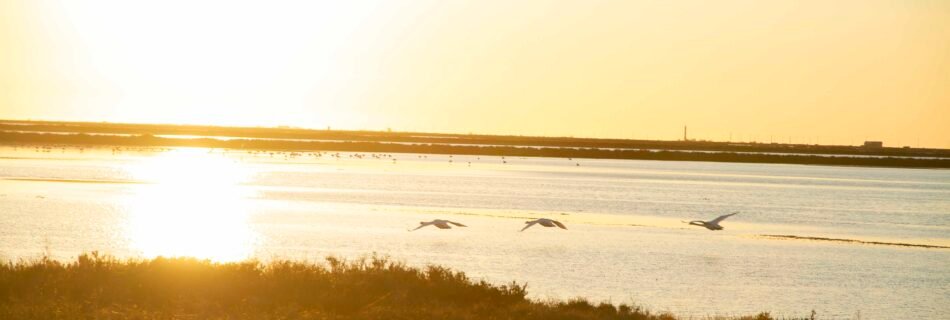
[{"left": 863, "top": 141, "right": 883, "bottom": 148}]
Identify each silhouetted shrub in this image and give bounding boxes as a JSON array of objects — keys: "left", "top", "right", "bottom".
[{"left": 0, "top": 253, "right": 809, "bottom": 319}]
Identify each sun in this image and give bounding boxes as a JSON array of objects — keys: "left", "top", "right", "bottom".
[{"left": 123, "top": 148, "right": 256, "bottom": 262}]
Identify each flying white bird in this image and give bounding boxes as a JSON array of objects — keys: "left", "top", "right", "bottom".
[
  {"left": 684, "top": 212, "right": 738, "bottom": 230},
  {"left": 520, "top": 218, "right": 567, "bottom": 232},
  {"left": 410, "top": 219, "right": 467, "bottom": 231}
]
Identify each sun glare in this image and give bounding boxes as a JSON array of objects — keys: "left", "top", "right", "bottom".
[{"left": 124, "top": 149, "right": 256, "bottom": 262}]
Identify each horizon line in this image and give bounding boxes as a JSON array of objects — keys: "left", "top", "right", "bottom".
[{"left": 1, "top": 117, "right": 945, "bottom": 151}]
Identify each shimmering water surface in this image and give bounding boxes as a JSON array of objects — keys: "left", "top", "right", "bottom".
[{"left": 1, "top": 146, "right": 948, "bottom": 319}]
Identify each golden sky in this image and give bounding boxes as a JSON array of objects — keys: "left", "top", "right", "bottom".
[{"left": 2, "top": 0, "right": 948, "bottom": 147}]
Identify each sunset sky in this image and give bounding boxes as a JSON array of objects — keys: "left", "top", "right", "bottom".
[{"left": 2, "top": 0, "right": 948, "bottom": 147}]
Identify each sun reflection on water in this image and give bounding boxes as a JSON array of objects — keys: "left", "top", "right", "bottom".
[{"left": 124, "top": 148, "right": 256, "bottom": 262}]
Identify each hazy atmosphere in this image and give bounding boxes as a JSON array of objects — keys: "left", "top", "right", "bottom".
[
  {"left": 2, "top": 1, "right": 949, "bottom": 319},
  {"left": 2, "top": 0, "right": 948, "bottom": 147}
]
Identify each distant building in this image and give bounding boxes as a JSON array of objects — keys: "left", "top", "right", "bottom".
[{"left": 863, "top": 141, "right": 883, "bottom": 148}]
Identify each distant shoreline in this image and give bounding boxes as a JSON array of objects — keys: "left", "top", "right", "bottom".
[
  {"left": 1, "top": 120, "right": 949, "bottom": 169},
  {"left": 4, "top": 131, "right": 949, "bottom": 169}
]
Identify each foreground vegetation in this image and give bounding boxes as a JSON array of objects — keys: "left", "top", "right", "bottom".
[{"left": 0, "top": 253, "right": 800, "bottom": 320}]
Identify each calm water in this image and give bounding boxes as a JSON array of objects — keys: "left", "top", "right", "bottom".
[{"left": 1, "top": 146, "right": 948, "bottom": 319}]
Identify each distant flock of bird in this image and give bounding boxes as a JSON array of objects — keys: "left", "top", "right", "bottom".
[
  {"left": 23, "top": 145, "right": 741, "bottom": 232},
  {"left": 411, "top": 212, "right": 739, "bottom": 232}
]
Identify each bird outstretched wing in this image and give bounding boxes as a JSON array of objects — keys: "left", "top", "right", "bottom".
[
  {"left": 708, "top": 212, "right": 738, "bottom": 225},
  {"left": 520, "top": 221, "right": 538, "bottom": 232},
  {"left": 552, "top": 220, "right": 567, "bottom": 229},
  {"left": 409, "top": 222, "right": 431, "bottom": 231},
  {"left": 448, "top": 221, "right": 467, "bottom": 227}
]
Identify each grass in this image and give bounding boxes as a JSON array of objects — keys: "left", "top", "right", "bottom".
[{"left": 0, "top": 252, "right": 800, "bottom": 320}]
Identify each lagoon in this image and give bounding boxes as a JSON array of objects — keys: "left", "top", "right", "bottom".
[{"left": 1, "top": 146, "right": 947, "bottom": 318}]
